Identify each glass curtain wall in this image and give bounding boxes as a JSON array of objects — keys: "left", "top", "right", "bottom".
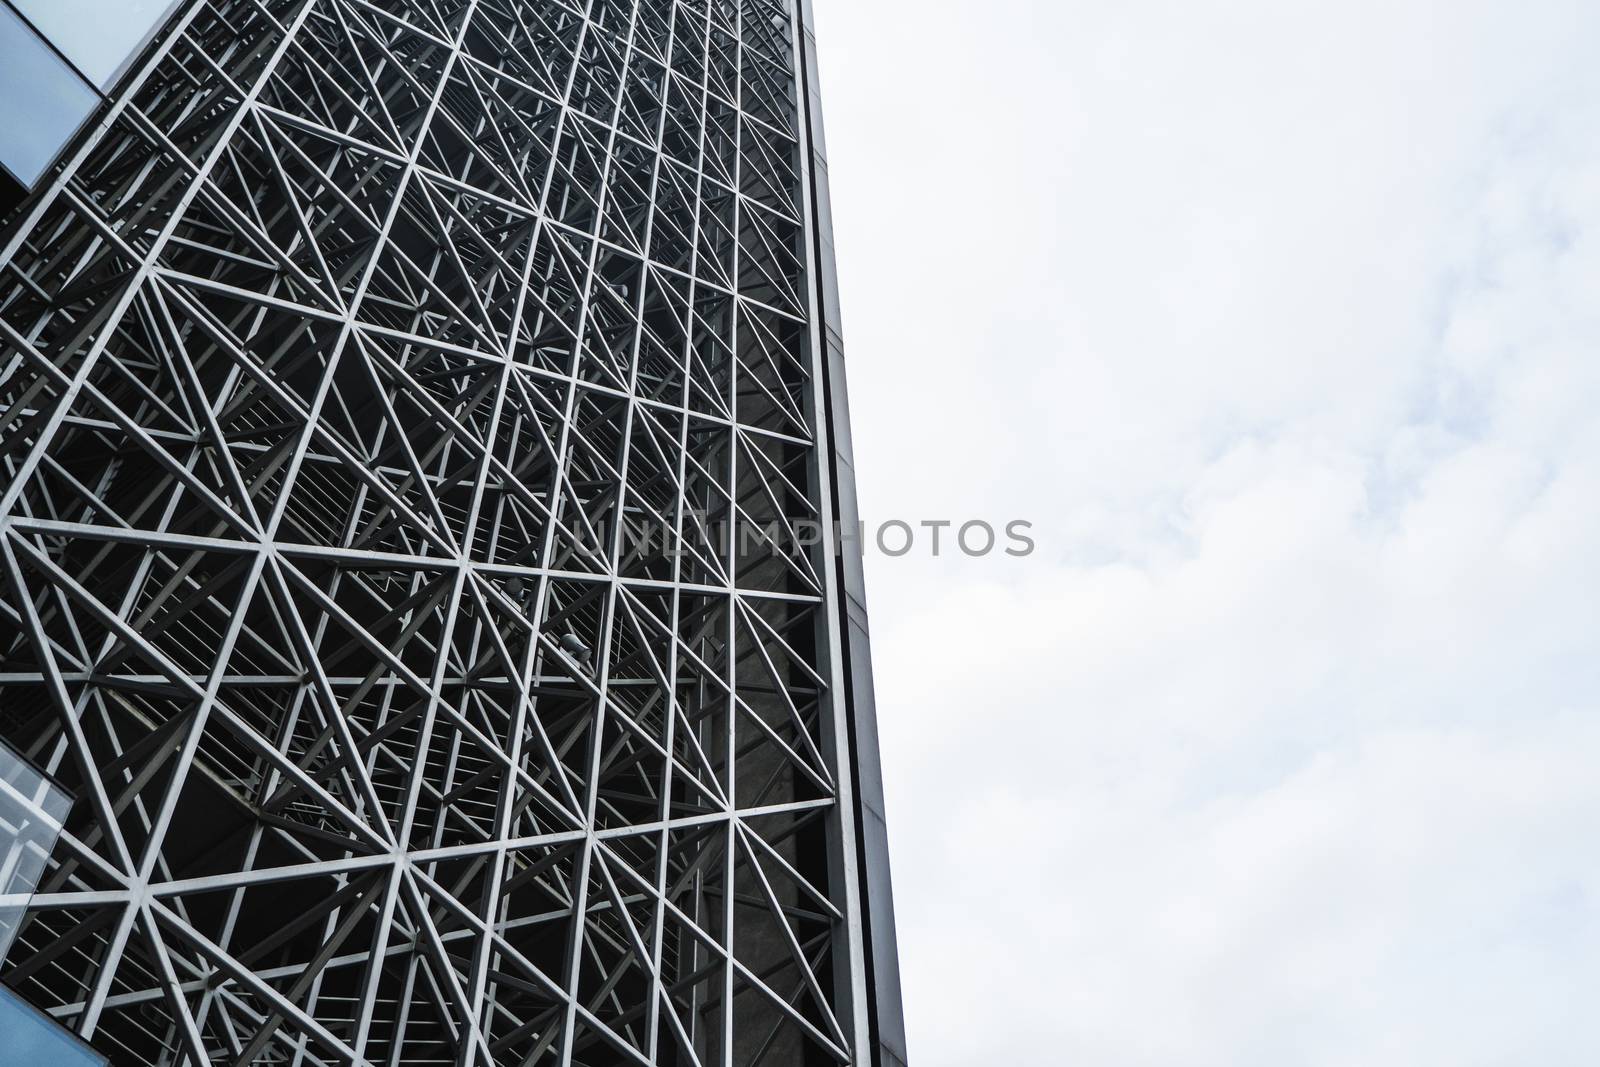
[{"left": 0, "top": 0, "right": 182, "bottom": 191}]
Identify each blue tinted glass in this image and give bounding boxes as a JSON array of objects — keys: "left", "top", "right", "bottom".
[
  {"left": 0, "top": 986, "right": 105, "bottom": 1066},
  {"left": 11, "top": 0, "right": 182, "bottom": 88},
  {"left": 0, "top": 5, "right": 98, "bottom": 187}
]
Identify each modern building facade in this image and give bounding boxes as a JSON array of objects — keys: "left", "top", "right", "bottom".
[{"left": 0, "top": 1, "right": 906, "bottom": 1064}]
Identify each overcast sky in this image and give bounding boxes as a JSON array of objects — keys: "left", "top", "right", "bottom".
[{"left": 812, "top": 1, "right": 1600, "bottom": 1062}]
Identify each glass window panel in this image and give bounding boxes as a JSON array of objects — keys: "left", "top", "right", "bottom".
[
  {"left": 0, "top": 739, "right": 71, "bottom": 965},
  {"left": 0, "top": 986, "right": 106, "bottom": 1066},
  {"left": 0, "top": 4, "right": 98, "bottom": 187},
  {"left": 10, "top": 0, "right": 182, "bottom": 89}
]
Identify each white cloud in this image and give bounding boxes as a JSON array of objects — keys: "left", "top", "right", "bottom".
[{"left": 814, "top": 0, "right": 1600, "bottom": 1061}]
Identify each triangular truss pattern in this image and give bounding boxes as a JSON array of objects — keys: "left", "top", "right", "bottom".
[{"left": 0, "top": 0, "right": 867, "bottom": 1064}]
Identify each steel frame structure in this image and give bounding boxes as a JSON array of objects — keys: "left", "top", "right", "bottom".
[{"left": 0, "top": 0, "right": 902, "bottom": 1064}]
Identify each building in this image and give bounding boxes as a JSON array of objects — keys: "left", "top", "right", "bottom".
[{"left": 0, "top": 1, "right": 906, "bottom": 1064}]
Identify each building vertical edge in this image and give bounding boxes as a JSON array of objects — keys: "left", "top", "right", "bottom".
[{"left": 791, "top": 4, "right": 909, "bottom": 1065}]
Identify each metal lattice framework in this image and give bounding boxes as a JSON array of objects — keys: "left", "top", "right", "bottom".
[{"left": 0, "top": 0, "right": 875, "bottom": 1063}]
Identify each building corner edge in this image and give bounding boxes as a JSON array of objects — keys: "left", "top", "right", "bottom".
[{"left": 791, "top": 3, "right": 909, "bottom": 1065}]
